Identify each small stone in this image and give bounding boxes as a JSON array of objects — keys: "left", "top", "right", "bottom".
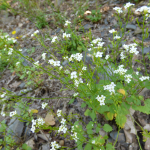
[
  {"left": 143, "top": 47, "right": 150, "bottom": 54},
  {"left": 59, "top": 140, "right": 65, "bottom": 146},
  {"left": 83, "top": 24, "right": 94, "bottom": 31},
  {"left": 126, "top": 24, "right": 137, "bottom": 30},
  {"left": 110, "top": 131, "right": 125, "bottom": 143}
]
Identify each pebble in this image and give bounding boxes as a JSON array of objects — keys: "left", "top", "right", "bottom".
[
  {"left": 126, "top": 24, "right": 137, "bottom": 30},
  {"left": 59, "top": 140, "right": 65, "bottom": 146},
  {"left": 110, "top": 131, "right": 126, "bottom": 143}
]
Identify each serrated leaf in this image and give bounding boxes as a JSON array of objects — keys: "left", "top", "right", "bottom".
[
  {"left": 96, "top": 126, "right": 100, "bottom": 133},
  {"left": 84, "top": 109, "right": 91, "bottom": 116},
  {"left": 84, "top": 143, "right": 92, "bottom": 150},
  {"left": 68, "top": 98, "right": 74, "bottom": 104},
  {"left": 87, "top": 129, "right": 93, "bottom": 134},
  {"left": 103, "top": 124, "right": 113, "bottom": 132},
  {"left": 86, "top": 121, "right": 94, "bottom": 130},
  {"left": 97, "top": 105, "right": 109, "bottom": 114},
  {"left": 90, "top": 110, "right": 96, "bottom": 121},
  {"left": 81, "top": 102, "right": 86, "bottom": 108},
  {"left": 115, "top": 112, "right": 126, "bottom": 128},
  {"left": 106, "top": 112, "right": 114, "bottom": 120}
]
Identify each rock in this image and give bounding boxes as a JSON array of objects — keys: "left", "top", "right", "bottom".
[
  {"left": 134, "top": 28, "right": 150, "bottom": 35},
  {"left": 59, "top": 140, "right": 65, "bottom": 146},
  {"left": 19, "top": 82, "right": 25, "bottom": 89},
  {"left": 37, "top": 134, "right": 51, "bottom": 142},
  {"left": 126, "top": 24, "right": 137, "bottom": 30},
  {"left": 41, "top": 143, "right": 50, "bottom": 150},
  {"left": 25, "top": 138, "right": 35, "bottom": 149},
  {"left": 123, "top": 129, "right": 134, "bottom": 143},
  {"left": 110, "top": 131, "right": 125, "bottom": 143},
  {"left": 83, "top": 24, "right": 94, "bottom": 31},
  {"left": 145, "top": 138, "right": 150, "bottom": 150},
  {"left": 62, "top": 60, "right": 68, "bottom": 66},
  {"left": 143, "top": 47, "right": 150, "bottom": 54}
]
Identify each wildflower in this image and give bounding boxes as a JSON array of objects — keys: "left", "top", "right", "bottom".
[
  {"left": 125, "top": 74, "right": 132, "bottom": 83},
  {"left": 58, "top": 124, "right": 67, "bottom": 133},
  {"left": 96, "top": 95, "right": 106, "bottom": 106},
  {"left": 34, "top": 61, "right": 39, "bottom": 66},
  {"left": 64, "top": 69, "right": 70, "bottom": 74},
  {"left": 97, "top": 42, "right": 105, "bottom": 48},
  {"left": 42, "top": 102, "right": 48, "bottom": 109},
  {"left": 51, "top": 141, "right": 61, "bottom": 149},
  {"left": 113, "top": 65, "right": 127, "bottom": 75},
  {"left": 95, "top": 51, "right": 103, "bottom": 58},
  {"left": 135, "top": 6, "right": 150, "bottom": 13},
  {"left": 124, "top": 2, "right": 134, "bottom": 9},
  {"left": 51, "top": 36, "right": 58, "bottom": 43},
  {"left": 61, "top": 118, "right": 66, "bottom": 125},
  {"left": 53, "top": 61, "right": 60, "bottom": 67},
  {"left": 92, "top": 140, "right": 95, "bottom": 144},
  {"left": 120, "top": 52, "right": 126, "bottom": 60},
  {"left": 37, "top": 118, "right": 45, "bottom": 126},
  {"left": 32, "top": 119, "right": 37, "bottom": 126},
  {"left": 31, "top": 125, "right": 36, "bottom": 133},
  {"left": 71, "top": 132, "right": 79, "bottom": 142},
  {"left": 1, "top": 111, "right": 5, "bottom": 117},
  {"left": 71, "top": 71, "right": 77, "bottom": 79},
  {"left": 91, "top": 38, "right": 102, "bottom": 44},
  {"left": 113, "top": 7, "right": 123, "bottom": 13},
  {"left": 109, "top": 29, "right": 117, "bottom": 33},
  {"left": 42, "top": 53, "right": 46, "bottom": 60},
  {"left": 59, "top": 66, "right": 63, "bottom": 70},
  {"left": 64, "top": 20, "right": 71, "bottom": 26},
  {"left": 48, "top": 59, "right": 55, "bottom": 65},
  {"left": 12, "top": 31, "right": 16, "bottom": 35},
  {"left": 1, "top": 92, "right": 6, "bottom": 98},
  {"left": 31, "top": 30, "right": 39, "bottom": 37},
  {"left": 18, "top": 49, "right": 22, "bottom": 51},
  {"left": 57, "top": 109, "right": 62, "bottom": 117},
  {"left": 139, "top": 76, "right": 149, "bottom": 81},
  {"left": 73, "top": 93, "right": 79, "bottom": 97},
  {"left": 16, "top": 62, "right": 20, "bottom": 66},
  {"left": 63, "top": 33, "right": 71, "bottom": 38},
  {"left": 63, "top": 56, "right": 68, "bottom": 60},
  {"left": 114, "top": 35, "right": 121, "bottom": 40},
  {"left": 105, "top": 55, "right": 110, "bottom": 60},
  {"left": 10, "top": 110, "right": 17, "bottom": 117},
  {"left": 136, "top": 71, "right": 139, "bottom": 75},
  {"left": 82, "top": 66, "right": 87, "bottom": 70}
]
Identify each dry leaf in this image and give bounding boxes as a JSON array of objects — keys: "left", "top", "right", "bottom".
[
  {"left": 30, "top": 109, "right": 38, "bottom": 114},
  {"left": 100, "top": 4, "right": 110, "bottom": 13},
  {"left": 84, "top": 10, "right": 91, "bottom": 15},
  {"left": 44, "top": 112, "right": 55, "bottom": 126},
  {"left": 118, "top": 89, "right": 126, "bottom": 96}
]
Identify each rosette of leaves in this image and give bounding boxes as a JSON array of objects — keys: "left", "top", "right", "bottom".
[{"left": 86, "top": 9, "right": 102, "bottom": 23}]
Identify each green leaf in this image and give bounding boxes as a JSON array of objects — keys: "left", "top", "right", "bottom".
[
  {"left": 84, "top": 109, "right": 91, "bottom": 116},
  {"left": 81, "top": 102, "right": 86, "bottom": 108},
  {"left": 106, "top": 143, "right": 115, "bottom": 150},
  {"left": 103, "top": 124, "right": 113, "bottom": 132},
  {"left": 68, "top": 98, "right": 74, "bottom": 104},
  {"left": 90, "top": 110, "right": 96, "bottom": 121},
  {"left": 97, "top": 105, "right": 109, "bottom": 114},
  {"left": 84, "top": 143, "right": 92, "bottom": 150},
  {"left": 96, "top": 126, "right": 100, "bottom": 133},
  {"left": 87, "top": 129, "right": 93, "bottom": 134},
  {"left": 86, "top": 121, "right": 94, "bottom": 130}
]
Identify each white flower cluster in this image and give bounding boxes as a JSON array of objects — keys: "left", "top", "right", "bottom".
[
  {"left": 31, "top": 30, "right": 39, "bottom": 37},
  {"left": 41, "top": 102, "right": 48, "bottom": 109},
  {"left": 124, "top": 74, "right": 132, "bottom": 83},
  {"left": 10, "top": 110, "right": 17, "bottom": 117},
  {"left": 82, "top": 66, "right": 87, "bottom": 70},
  {"left": 1, "top": 34, "right": 17, "bottom": 43},
  {"left": 69, "top": 53, "right": 83, "bottom": 62},
  {"left": 91, "top": 38, "right": 102, "bottom": 44},
  {"left": 48, "top": 59, "right": 61, "bottom": 67},
  {"left": 123, "top": 43, "right": 139, "bottom": 55},
  {"left": 73, "top": 92, "right": 79, "bottom": 97},
  {"left": 31, "top": 118, "right": 45, "bottom": 133},
  {"left": 124, "top": 2, "right": 134, "bottom": 9},
  {"left": 42, "top": 53, "right": 46, "bottom": 60},
  {"left": 8, "top": 48, "right": 13, "bottom": 55},
  {"left": 51, "top": 36, "right": 58, "bottom": 43},
  {"left": 114, "top": 35, "right": 121, "bottom": 40},
  {"left": 71, "top": 126, "right": 79, "bottom": 142},
  {"left": 71, "top": 71, "right": 77, "bottom": 79},
  {"left": 94, "top": 51, "right": 103, "bottom": 58},
  {"left": 120, "top": 51, "right": 126, "bottom": 60},
  {"left": 64, "top": 20, "right": 71, "bottom": 26},
  {"left": 58, "top": 118, "right": 67, "bottom": 133},
  {"left": 109, "top": 29, "right": 117, "bottom": 33},
  {"left": 74, "top": 78, "right": 83, "bottom": 87},
  {"left": 96, "top": 95, "right": 106, "bottom": 106},
  {"left": 103, "top": 82, "right": 116, "bottom": 95},
  {"left": 113, "top": 7, "right": 123, "bottom": 13},
  {"left": 105, "top": 54, "right": 110, "bottom": 60},
  {"left": 50, "top": 141, "right": 61, "bottom": 150},
  {"left": 1, "top": 92, "right": 6, "bottom": 98},
  {"left": 139, "top": 76, "right": 149, "bottom": 81},
  {"left": 34, "top": 61, "right": 39, "bottom": 67},
  {"left": 57, "top": 109, "right": 62, "bottom": 117},
  {"left": 1, "top": 111, "right": 5, "bottom": 117},
  {"left": 136, "top": 6, "right": 150, "bottom": 20},
  {"left": 63, "top": 33, "right": 71, "bottom": 38},
  {"left": 16, "top": 62, "right": 20, "bottom": 66},
  {"left": 113, "top": 65, "right": 127, "bottom": 75}
]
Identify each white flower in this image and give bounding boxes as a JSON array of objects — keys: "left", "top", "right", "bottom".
[
  {"left": 64, "top": 20, "right": 71, "bottom": 26},
  {"left": 58, "top": 125, "right": 67, "bottom": 133},
  {"left": 48, "top": 59, "right": 55, "bottom": 65},
  {"left": 18, "top": 49, "right": 22, "bottom": 51},
  {"left": 42, "top": 102, "right": 48, "bottom": 109},
  {"left": 1, "top": 93, "right": 6, "bottom": 98},
  {"left": 32, "top": 119, "right": 37, "bottom": 126},
  {"left": 92, "top": 140, "right": 95, "bottom": 144},
  {"left": 10, "top": 110, "right": 17, "bottom": 117},
  {"left": 31, "top": 30, "right": 39, "bottom": 37},
  {"left": 42, "top": 53, "right": 46, "bottom": 60},
  {"left": 91, "top": 38, "right": 102, "bottom": 44},
  {"left": 82, "top": 66, "right": 87, "bottom": 70},
  {"left": 113, "top": 7, "right": 123, "bottom": 13},
  {"left": 96, "top": 95, "right": 106, "bottom": 106},
  {"left": 136, "top": 71, "right": 139, "bottom": 75},
  {"left": 71, "top": 71, "right": 77, "bottom": 79},
  {"left": 139, "top": 76, "right": 149, "bottom": 81},
  {"left": 59, "top": 66, "right": 63, "bottom": 70},
  {"left": 109, "top": 29, "right": 117, "bottom": 33},
  {"left": 73, "top": 93, "right": 79, "bottom": 97},
  {"left": 63, "top": 33, "right": 71, "bottom": 38},
  {"left": 53, "top": 61, "right": 60, "bottom": 67},
  {"left": 34, "top": 61, "right": 39, "bottom": 66},
  {"left": 31, "top": 125, "right": 36, "bottom": 133},
  {"left": 135, "top": 6, "right": 150, "bottom": 13},
  {"left": 61, "top": 118, "right": 66, "bottom": 125},
  {"left": 51, "top": 36, "right": 58, "bottom": 43},
  {"left": 64, "top": 69, "right": 70, "bottom": 74},
  {"left": 95, "top": 51, "right": 103, "bottom": 58},
  {"left": 1, "top": 111, "right": 5, "bottom": 117},
  {"left": 124, "top": 2, "right": 134, "bottom": 9},
  {"left": 97, "top": 42, "right": 105, "bottom": 47},
  {"left": 57, "top": 109, "right": 62, "bottom": 117},
  {"left": 114, "top": 35, "right": 121, "bottom": 40},
  {"left": 16, "top": 62, "right": 20, "bottom": 66},
  {"left": 51, "top": 141, "right": 61, "bottom": 149},
  {"left": 37, "top": 118, "right": 45, "bottom": 126},
  {"left": 64, "top": 56, "right": 68, "bottom": 60},
  {"left": 105, "top": 55, "right": 110, "bottom": 60},
  {"left": 125, "top": 78, "right": 131, "bottom": 83},
  {"left": 120, "top": 52, "right": 126, "bottom": 60}
]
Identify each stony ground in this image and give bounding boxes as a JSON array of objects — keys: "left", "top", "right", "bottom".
[{"left": 1, "top": 0, "right": 150, "bottom": 149}]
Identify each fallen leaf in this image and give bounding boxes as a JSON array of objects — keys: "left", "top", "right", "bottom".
[
  {"left": 44, "top": 112, "right": 55, "bottom": 126},
  {"left": 118, "top": 89, "right": 126, "bottom": 96},
  {"left": 30, "top": 109, "right": 38, "bottom": 114}
]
